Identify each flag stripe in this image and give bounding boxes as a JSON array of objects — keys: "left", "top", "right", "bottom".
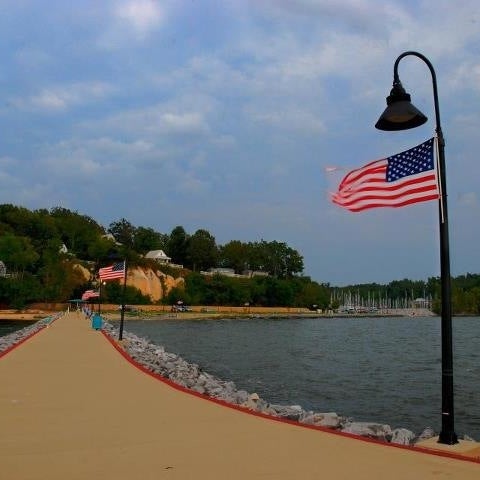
[
  {"left": 99, "top": 261, "right": 125, "bottom": 281},
  {"left": 334, "top": 173, "right": 438, "bottom": 204},
  {"left": 331, "top": 138, "right": 439, "bottom": 212},
  {"left": 82, "top": 290, "right": 100, "bottom": 300}
]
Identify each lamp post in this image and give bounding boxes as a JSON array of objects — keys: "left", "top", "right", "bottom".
[{"left": 375, "top": 51, "right": 458, "bottom": 445}]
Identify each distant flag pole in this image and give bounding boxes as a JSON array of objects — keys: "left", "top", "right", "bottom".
[
  {"left": 331, "top": 137, "right": 439, "bottom": 212},
  {"left": 98, "top": 260, "right": 127, "bottom": 340},
  {"left": 119, "top": 260, "right": 128, "bottom": 341}
]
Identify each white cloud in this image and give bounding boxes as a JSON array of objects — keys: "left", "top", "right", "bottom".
[
  {"left": 161, "top": 112, "right": 209, "bottom": 134},
  {"left": 98, "top": 0, "right": 166, "bottom": 48},
  {"left": 80, "top": 104, "right": 211, "bottom": 139},
  {"left": 247, "top": 106, "right": 326, "bottom": 134},
  {"left": 12, "top": 82, "right": 115, "bottom": 112},
  {"left": 115, "top": 0, "right": 165, "bottom": 36}
]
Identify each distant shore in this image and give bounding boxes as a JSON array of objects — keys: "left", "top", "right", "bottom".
[
  {"left": 0, "top": 310, "right": 50, "bottom": 321},
  {"left": 1, "top": 306, "right": 435, "bottom": 322}
]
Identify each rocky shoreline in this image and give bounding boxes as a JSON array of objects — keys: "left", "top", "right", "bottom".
[
  {"left": 2, "top": 316, "right": 473, "bottom": 445},
  {"left": 100, "top": 321, "right": 448, "bottom": 446},
  {"left": 0, "top": 314, "right": 60, "bottom": 353}
]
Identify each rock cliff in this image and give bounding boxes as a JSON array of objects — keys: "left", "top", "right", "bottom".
[
  {"left": 75, "top": 264, "right": 184, "bottom": 302},
  {"left": 126, "top": 267, "right": 184, "bottom": 302}
]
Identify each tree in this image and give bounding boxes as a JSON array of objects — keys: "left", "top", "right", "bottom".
[
  {"left": 133, "top": 226, "right": 167, "bottom": 254},
  {"left": 218, "top": 240, "right": 248, "bottom": 273},
  {"left": 167, "top": 226, "right": 189, "bottom": 265},
  {"left": 186, "top": 229, "right": 218, "bottom": 271},
  {"left": 0, "top": 234, "right": 39, "bottom": 276},
  {"left": 50, "top": 207, "right": 104, "bottom": 258},
  {"left": 87, "top": 236, "right": 119, "bottom": 267},
  {"left": 256, "top": 240, "right": 304, "bottom": 278},
  {"left": 108, "top": 218, "right": 136, "bottom": 248}
]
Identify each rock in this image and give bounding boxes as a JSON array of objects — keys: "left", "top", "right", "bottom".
[
  {"left": 191, "top": 385, "right": 205, "bottom": 395},
  {"left": 417, "top": 427, "right": 436, "bottom": 442},
  {"left": 391, "top": 428, "right": 416, "bottom": 445},
  {"left": 316, "top": 412, "right": 343, "bottom": 429},
  {"left": 341, "top": 422, "right": 392, "bottom": 441},
  {"left": 241, "top": 393, "right": 262, "bottom": 410},
  {"left": 270, "top": 404, "right": 305, "bottom": 421},
  {"left": 234, "top": 390, "right": 249, "bottom": 404}
]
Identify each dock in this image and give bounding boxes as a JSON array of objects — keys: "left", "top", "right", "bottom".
[{"left": 1, "top": 311, "right": 479, "bottom": 479}]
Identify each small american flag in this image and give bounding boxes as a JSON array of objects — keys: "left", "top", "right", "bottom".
[
  {"left": 331, "top": 138, "right": 440, "bottom": 212},
  {"left": 82, "top": 290, "right": 99, "bottom": 300},
  {"left": 99, "top": 261, "right": 125, "bottom": 281}
]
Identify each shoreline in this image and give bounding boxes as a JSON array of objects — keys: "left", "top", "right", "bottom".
[
  {"left": 0, "top": 311, "right": 50, "bottom": 321},
  {"left": 1, "top": 306, "right": 437, "bottom": 322}
]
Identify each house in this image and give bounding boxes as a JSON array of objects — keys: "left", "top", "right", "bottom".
[
  {"left": 145, "top": 250, "right": 171, "bottom": 264},
  {"left": 207, "top": 267, "right": 236, "bottom": 277},
  {"left": 102, "top": 233, "right": 122, "bottom": 246}
]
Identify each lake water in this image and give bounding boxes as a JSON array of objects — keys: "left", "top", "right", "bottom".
[
  {"left": 121, "top": 315, "right": 480, "bottom": 439},
  {"left": 0, "top": 320, "right": 35, "bottom": 337}
]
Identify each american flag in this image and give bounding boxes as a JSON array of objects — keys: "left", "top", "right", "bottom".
[
  {"left": 82, "top": 290, "right": 99, "bottom": 300},
  {"left": 331, "top": 138, "right": 440, "bottom": 212},
  {"left": 99, "top": 261, "right": 125, "bottom": 281}
]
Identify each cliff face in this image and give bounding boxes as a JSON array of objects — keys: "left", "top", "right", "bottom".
[
  {"left": 126, "top": 267, "right": 184, "bottom": 302},
  {"left": 75, "top": 264, "right": 184, "bottom": 302}
]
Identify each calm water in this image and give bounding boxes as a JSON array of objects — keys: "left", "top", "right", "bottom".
[
  {"left": 121, "top": 316, "right": 480, "bottom": 439},
  {"left": 0, "top": 320, "right": 35, "bottom": 337}
]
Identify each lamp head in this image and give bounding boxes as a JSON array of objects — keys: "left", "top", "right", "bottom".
[{"left": 375, "top": 80, "right": 428, "bottom": 131}]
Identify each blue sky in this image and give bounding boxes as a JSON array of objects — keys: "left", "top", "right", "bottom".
[{"left": 1, "top": 0, "right": 479, "bottom": 286}]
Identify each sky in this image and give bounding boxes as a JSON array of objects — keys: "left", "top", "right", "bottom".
[{"left": 1, "top": 0, "right": 479, "bottom": 286}]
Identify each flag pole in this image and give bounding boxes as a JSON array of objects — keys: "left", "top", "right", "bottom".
[
  {"left": 98, "top": 281, "right": 101, "bottom": 314},
  {"left": 119, "top": 260, "right": 127, "bottom": 341}
]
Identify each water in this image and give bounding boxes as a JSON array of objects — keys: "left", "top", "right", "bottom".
[
  {"left": 121, "top": 315, "right": 480, "bottom": 439},
  {"left": 0, "top": 320, "right": 35, "bottom": 337}
]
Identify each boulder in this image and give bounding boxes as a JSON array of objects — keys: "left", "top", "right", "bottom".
[
  {"left": 390, "top": 428, "right": 416, "bottom": 445},
  {"left": 341, "top": 422, "right": 392, "bottom": 441},
  {"left": 416, "top": 426, "right": 436, "bottom": 442}
]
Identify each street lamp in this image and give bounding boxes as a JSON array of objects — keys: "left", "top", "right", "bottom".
[{"left": 375, "top": 51, "right": 458, "bottom": 445}]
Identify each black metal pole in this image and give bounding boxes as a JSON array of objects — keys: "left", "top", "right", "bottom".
[
  {"left": 98, "top": 281, "right": 101, "bottom": 314},
  {"left": 119, "top": 260, "right": 127, "bottom": 341},
  {"left": 394, "top": 51, "right": 457, "bottom": 444}
]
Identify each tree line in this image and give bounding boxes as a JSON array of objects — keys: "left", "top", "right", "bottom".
[
  {"left": 1, "top": 204, "right": 480, "bottom": 315},
  {"left": 0, "top": 204, "right": 326, "bottom": 308}
]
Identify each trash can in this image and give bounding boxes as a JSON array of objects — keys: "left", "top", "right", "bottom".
[{"left": 91, "top": 313, "right": 102, "bottom": 330}]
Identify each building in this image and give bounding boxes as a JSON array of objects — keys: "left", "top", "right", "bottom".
[{"left": 145, "top": 250, "right": 172, "bottom": 265}]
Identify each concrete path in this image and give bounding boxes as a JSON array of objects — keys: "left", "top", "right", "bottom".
[{"left": 1, "top": 312, "right": 479, "bottom": 479}]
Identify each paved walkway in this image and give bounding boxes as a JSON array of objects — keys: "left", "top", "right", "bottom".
[{"left": 1, "top": 312, "right": 479, "bottom": 479}]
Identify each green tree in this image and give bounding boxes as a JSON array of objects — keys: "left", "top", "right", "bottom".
[
  {"left": 258, "top": 240, "right": 304, "bottom": 278},
  {"left": 50, "top": 207, "right": 104, "bottom": 258},
  {"left": 0, "top": 234, "right": 39, "bottom": 276},
  {"left": 167, "top": 226, "right": 189, "bottom": 266},
  {"left": 186, "top": 229, "right": 218, "bottom": 271},
  {"left": 218, "top": 240, "right": 249, "bottom": 273},
  {"left": 133, "top": 226, "right": 167, "bottom": 254},
  {"left": 0, "top": 274, "right": 42, "bottom": 309},
  {"left": 88, "top": 236, "right": 119, "bottom": 267},
  {"left": 108, "top": 218, "right": 136, "bottom": 248}
]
